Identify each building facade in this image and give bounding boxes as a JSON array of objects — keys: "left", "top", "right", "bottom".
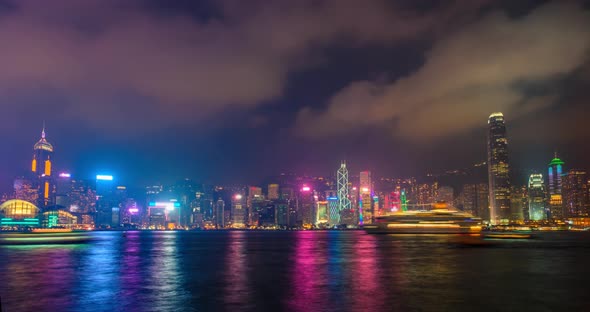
[
  {"left": 528, "top": 173, "right": 547, "bottom": 221},
  {"left": 487, "top": 112, "right": 512, "bottom": 224},
  {"left": 548, "top": 155, "right": 565, "bottom": 219}
]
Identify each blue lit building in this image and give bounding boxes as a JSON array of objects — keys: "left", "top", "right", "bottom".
[
  {"left": 95, "top": 174, "right": 116, "bottom": 228},
  {"left": 327, "top": 195, "right": 339, "bottom": 225}
]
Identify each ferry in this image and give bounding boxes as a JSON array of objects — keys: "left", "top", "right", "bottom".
[
  {"left": 0, "top": 228, "right": 94, "bottom": 245},
  {"left": 363, "top": 209, "right": 482, "bottom": 234},
  {"left": 482, "top": 225, "right": 536, "bottom": 239}
]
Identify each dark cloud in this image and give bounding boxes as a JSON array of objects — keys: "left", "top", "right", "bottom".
[
  {"left": 295, "top": 2, "right": 590, "bottom": 141},
  {"left": 0, "top": 0, "right": 491, "bottom": 133}
]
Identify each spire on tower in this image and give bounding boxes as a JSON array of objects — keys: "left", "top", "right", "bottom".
[{"left": 41, "top": 121, "right": 46, "bottom": 139}]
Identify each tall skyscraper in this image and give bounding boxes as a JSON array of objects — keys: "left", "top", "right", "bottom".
[
  {"left": 215, "top": 198, "right": 225, "bottom": 228},
  {"left": 528, "top": 173, "right": 547, "bottom": 221},
  {"left": 487, "top": 112, "right": 511, "bottom": 224},
  {"left": 336, "top": 162, "right": 351, "bottom": 225},
  {"left": 563, "top": 169, "right": 589, "bottom": 218},
  {"left": 267, "top": 184, "right": 279, "bottom": 200},
  {"left": 231, "top": 194, "right": 246, "bottom": 228},
  {"left": 95, "top": 174, "right": 115, "bottom": 228},
  {"left": 31, "top": 126, "right": 54, "bottom": 207},
  {"left": 297, "top": 185, "right": 315, "bottom": 228},
  {"left": 359, "top": 171, "right": 372, "bottom": 224},
  {"left": 548, "top": 154, "right": 565, "bottom": 219}
]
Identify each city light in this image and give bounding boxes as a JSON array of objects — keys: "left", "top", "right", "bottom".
[
  {"left": 59, "top": 172, "right": 71, "bottom": 178},
  {"left": 96, "top": 175, "right": 113, "bottom": 181},
  {"left": 301, "top": 186, "right": 311, "bottom": 192},
  {"left": 235, "top": 194, "right": 243, "bottom": 200}
]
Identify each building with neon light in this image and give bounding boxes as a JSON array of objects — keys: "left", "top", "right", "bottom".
[
  {"left": 95, "top": 174, "right": 116, "bottom": 228},
  {"left": 31, "top": 126, "right": 54, "bottom": 208},
  {"left": 316, "top": 201, "right": 329, "bottom": 225},
  {"left": 487, "top": 112, "right": 512, "bottom": 224},
  {"left": 148, "top": 200, "right": 181, "bottom": 229},
  {"left": 548, "top": 154, "right": 565, "bottom": 219},
  {"left": 528, "top": 174, "right": 547, "bottom": 221},
  {"left": 297, "top": 185, "right": 315, "bottom": 228},
  {"left": 326, "top": 190, "right": 339, "bottom": 225},
  {"left": 0, "top": 199, "right": 40, "bottom": 228}
]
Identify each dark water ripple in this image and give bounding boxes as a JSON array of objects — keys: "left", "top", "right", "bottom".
[{"left": 1, "top": 231, "right": 590, "bottom": 312}]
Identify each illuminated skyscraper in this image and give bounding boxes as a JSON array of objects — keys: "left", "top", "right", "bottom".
[
  {"left": 268, "top": 184, "right": 279, "bottom": 200},
  {"left": 487, "top": 112, "right": 511, "bottom": 224},
  {"left": 95, "top": 174, "right": 115, "bottom": 228},
  {"left": 297, "top": 185, "right": 315, "bottom": 228},
  {"left": 459, "top": 184, "right": 489, "bottom": 218},
  {"left": 316, "top": 201, "right": 329, "bottom": 225},
  {"left": 336, "top": 162, "right": 351, "bottom": 224},
  {"left": 547, "top": 154, "right": 565, "bottom": 219},
  {"left": 247, "top": 186, "right": 263, "bottom": 224},
  {"left": 510, "top": 186, "right": 526, "bottom": 222},
  {"left": 231, "top": 194, "right": 246, "bottom": 228},
  {"left": 359, "top": 171, "right": 373, "bottom": 224},
  {"left": 215, "top": 198, "right": 225, "bottom": 228},
  {"left": 563, "top": 169, "right": 589, "bottom": 218},
  {"left": 528, "top": 174, "right": 547, "bottom": 221},
  {"left": 31, "top": 126, "right": 54, "bottom": 207}
]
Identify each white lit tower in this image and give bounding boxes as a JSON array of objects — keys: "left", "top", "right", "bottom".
[
  {"left": 487, "top": 112, "right": 511, "bottom": 224},
  {"left": 336, "top": 161, "right": 351, "bottom": 224}
]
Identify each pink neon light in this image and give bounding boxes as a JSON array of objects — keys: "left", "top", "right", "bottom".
[
  {"left": 301, "top": 186, "right": 311, "bottom": 192},
  {"left": 235, "top": 194, "right": 243, "bottom": 200},
  {"left": 129, "top": 208, "right": 139, "bottom": 214}
]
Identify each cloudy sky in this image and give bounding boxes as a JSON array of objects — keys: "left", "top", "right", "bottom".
[{"left": 0, "top": 0, "right": 589, "bottom": 190}]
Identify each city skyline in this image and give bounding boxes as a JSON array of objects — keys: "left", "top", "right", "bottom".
[
  {"left": 0, "top": 0, "right": 589, "bottom": 191},
  {"left": 2, "top": 2, "right": 590, "bottom": 311}
]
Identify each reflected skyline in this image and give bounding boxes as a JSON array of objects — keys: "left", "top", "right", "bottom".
[{"left": 1, "top": 231, "right": 590, "bottom": 311}]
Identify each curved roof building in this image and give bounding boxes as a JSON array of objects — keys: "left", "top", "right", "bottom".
[{"left": 0, "top": 199, "right": 40, "bottom": 227}]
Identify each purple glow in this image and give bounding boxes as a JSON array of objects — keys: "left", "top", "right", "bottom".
[
  {"left": 59, "top": 173, "right": 71, "bottom": 178},
  {"left": 129, "top": 208, "right": 139, "bottom": 214},
  {"left": 302, "top": 186, "right": 311, "bottom": 192}
]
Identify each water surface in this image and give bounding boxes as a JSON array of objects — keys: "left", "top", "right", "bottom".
[{"left": 1, "top": 231, "right": 589, "bottom": 311}]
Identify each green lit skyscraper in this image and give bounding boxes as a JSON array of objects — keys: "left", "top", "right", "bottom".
[{"left": 548, "top": 154, "right": 565, "bottom": 219}]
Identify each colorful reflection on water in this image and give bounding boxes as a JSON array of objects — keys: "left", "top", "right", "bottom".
[{"left": 1, "top": 231, "right": 590, "bottom": 311}]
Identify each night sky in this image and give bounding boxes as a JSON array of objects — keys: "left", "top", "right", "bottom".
[{"left": 1, "top": 0, "right": 589, "bottom": 191}]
